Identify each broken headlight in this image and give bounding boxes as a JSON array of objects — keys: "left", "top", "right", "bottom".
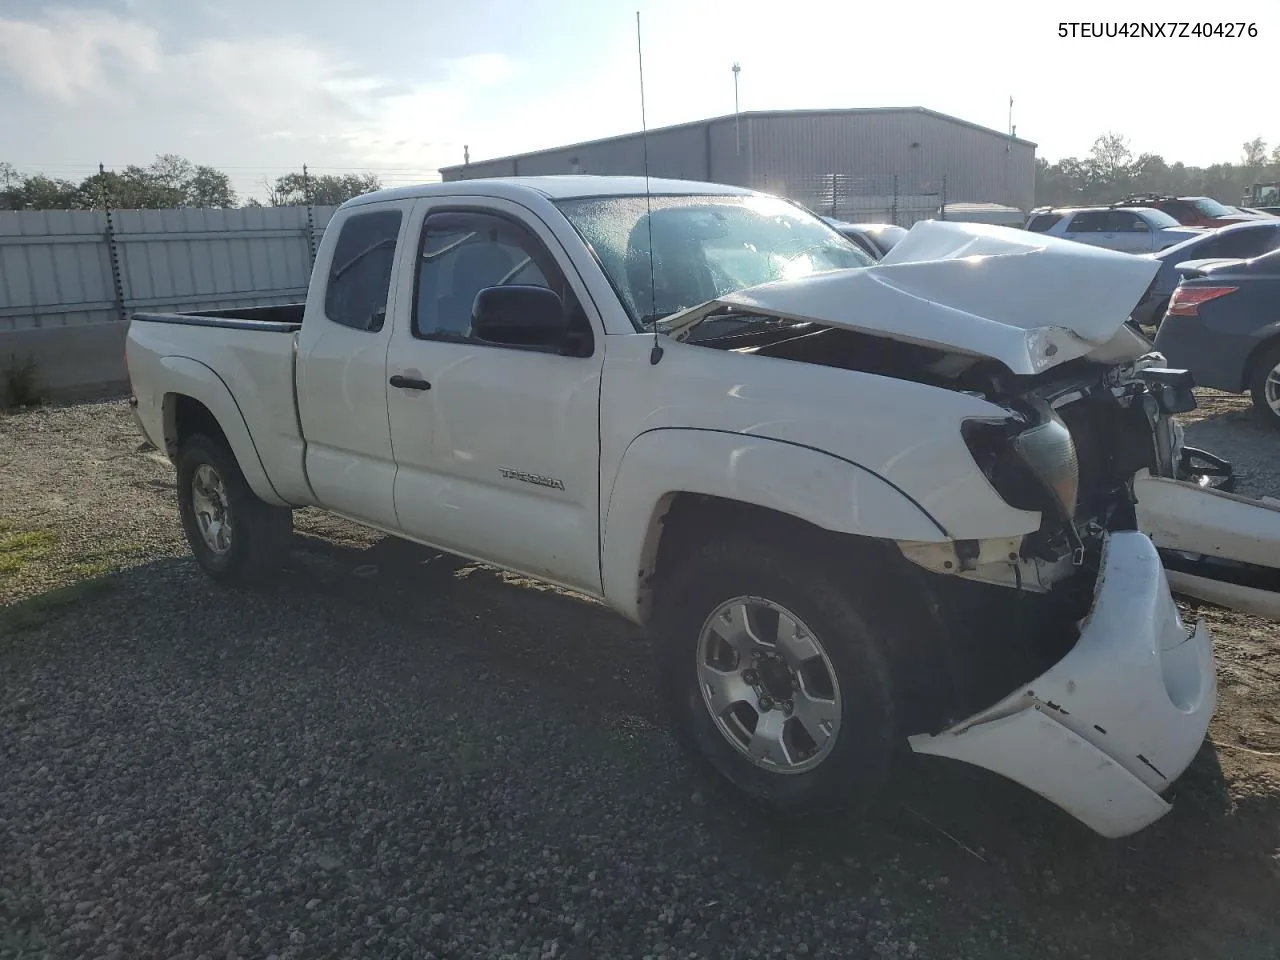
[{"left": 961, "top": 404, "right": 1079, "bottom": 519}]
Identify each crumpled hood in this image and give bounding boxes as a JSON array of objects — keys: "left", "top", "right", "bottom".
[{"left": 667, "top": 219, "right": 1161, "bottom": 376}]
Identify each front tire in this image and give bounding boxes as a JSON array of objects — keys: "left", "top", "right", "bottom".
[
  {"left": 1248, "top": 342, "right": 1280, "bottom": 430},
  {"left": 176, "top": 434, "right": 293, "bottom": 584},
  {"left": 654, "top": 536, "right": 896, "bottom": 817}
]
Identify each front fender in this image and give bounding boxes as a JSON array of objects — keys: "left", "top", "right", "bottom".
[
  {"left": 600, "top": 428, "right": 949, "bottom": 621},
  {"left": 159, "top": 356, "right": 289, "bottom": 507}
]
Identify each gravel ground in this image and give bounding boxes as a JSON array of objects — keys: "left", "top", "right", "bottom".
[{"left": 1, "top": 397, "right": 1278, "bottom": 960}]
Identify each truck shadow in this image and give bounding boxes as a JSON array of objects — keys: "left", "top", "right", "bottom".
[
  {"left": 280, "top": 529, "right": 1260, "bottom": 848},
  {"left": 243, "top": 528, "right": 1280, "bottom": 953}
]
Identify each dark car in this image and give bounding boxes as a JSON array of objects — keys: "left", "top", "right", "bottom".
[
  {"left": 821, "top": 218, "right": 908, "bottom": 259},
  {"left": 1130, "top": 220, "right": 1280, "bottom": 326},
  {"left": 1112, "top": 194, "right": 1264, "bottom": 228},
  {"left": 1154, "top": 248, "right": 1280, "bottom": 427}
]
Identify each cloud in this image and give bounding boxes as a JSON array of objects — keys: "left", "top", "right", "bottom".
[
  {"left": 0, "top": 7, "right": 513, "bottom": 184},
  {"left": 0, "top": 9, "right": 161, "bottom": 104}
]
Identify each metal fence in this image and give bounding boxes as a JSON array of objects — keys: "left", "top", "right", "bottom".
[
  {"left": 0, "top": 204, "right": 337, "bottom": 400},
  {"left": 776, "top": 174, "right": 946, "bottom": 226},
  {"left": 0, "top": 204, "right": 336, "bottom": 333}
]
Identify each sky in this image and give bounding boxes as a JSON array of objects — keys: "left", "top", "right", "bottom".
[{"left": 2, "top": 0, "right": 1278, "bottom": 200}]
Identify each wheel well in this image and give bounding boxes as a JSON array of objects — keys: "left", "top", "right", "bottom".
[
  {"left": 163, "top": 394, "right": 228, "bottom": 458},
  {"left": 1242, "top": 334, "right": 1280, "bottom": 393},
  {"left": 643, "top": 492, "right": 989, "bottom": 736},
  {"left": 648, "top": 494, "right": 888, "bottom": 597}
]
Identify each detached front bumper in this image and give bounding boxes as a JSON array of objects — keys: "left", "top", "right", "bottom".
[{"left": 908, "top": 531, "right": 1216, "bottom": 838}]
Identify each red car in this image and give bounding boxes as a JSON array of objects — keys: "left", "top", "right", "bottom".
[{"left": 1113, "top": 194, "right": 1264, "bottom": 228}]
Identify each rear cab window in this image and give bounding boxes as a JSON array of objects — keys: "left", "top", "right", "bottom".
[{"left": 324, "top": 209, "right": 404, "bottom": 333}]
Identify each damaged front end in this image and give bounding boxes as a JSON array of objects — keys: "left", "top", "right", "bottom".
[
  {"left": 893, "top": 358, "right": 1221, "bottom": 837},
  {"left": 663, "top": 221, "right": 1268, "bottom": 835},
  {"left": 907, "top": 532, "right": 1214, "bottom": 838}
]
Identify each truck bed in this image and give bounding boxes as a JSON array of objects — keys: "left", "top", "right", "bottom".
[
  {"left": 126, "top": 307, "right": 313, "bottom": 508},
  {"left": 132, "top": 303, "right": 305, "bottom": 332}
]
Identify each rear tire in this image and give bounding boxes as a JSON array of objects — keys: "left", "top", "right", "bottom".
[
  {"left": 176, "top": 433, "right": 293, "bottom": 584},
  {"left": 654, "top": 535, "right": 896, "bottom": 818},
  {"left": 1248, "top": 342, "right": 1280, "bottom": 430}
]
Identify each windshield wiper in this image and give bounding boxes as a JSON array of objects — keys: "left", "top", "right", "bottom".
[{"left": 680, "top": 311, "right": 809, "bottom": 342}]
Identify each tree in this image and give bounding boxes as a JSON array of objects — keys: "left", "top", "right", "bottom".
[
  {"left": 1031, "top": 131, "right": 1280, "bottom": 207},
  {"left": 1084, "top": 133, "right": 1136, "bottom": 198},
  {"left": 1242, "top": 137, "right": 1268, "bottom": 168},
  {"left": 0, "top": 161, "right": 20, "bottom": 209},
  {"left": 268, "top": 171, "right": 381, "bottom": 206},
  {"left": 185, "top": 166, "right": 237, "bottom": 208},
  {"left": 0, "top": 155, "right": 238, "bottom": 210},
  {"left": 1, "top": 173, "right": 79, "bottom": 210}
]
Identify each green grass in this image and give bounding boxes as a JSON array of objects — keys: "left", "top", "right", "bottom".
[
  {"left": 0, "top": 520, "right": 143, "bottom": 636},
  {"left": 0, "top": 522, "right": 55, "bottom": 577}
]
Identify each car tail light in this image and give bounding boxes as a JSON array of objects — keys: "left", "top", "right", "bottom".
[{"left": 1167, "top": 285, "right": 1238, "bottom": 317}]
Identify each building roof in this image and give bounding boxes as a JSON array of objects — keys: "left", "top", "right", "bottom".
[
  {"left": 439, "top": 106, "right": 1038, "bottom": 175},
  {"left": 342, "top": 175, "right": 757, "bottom": 209}
]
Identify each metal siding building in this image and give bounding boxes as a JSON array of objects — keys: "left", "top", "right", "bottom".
[{"left": 439, "top": 108, "right": 1036, "bottom": 225}]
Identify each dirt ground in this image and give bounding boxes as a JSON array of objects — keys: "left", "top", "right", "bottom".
[{"left": 1, "top": 394, "right": 1278, "bottom": 960}]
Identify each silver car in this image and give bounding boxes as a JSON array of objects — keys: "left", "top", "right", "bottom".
[{"left": 1026, "top": 206, "right": 1205, "bottom": 253}]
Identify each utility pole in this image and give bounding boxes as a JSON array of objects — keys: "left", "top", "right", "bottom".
[
  {"left": 732, "top": 62, "right": 741, "bottom": 154},
  {"left": 1008, "top": 95, "right": 1013, "bottom": 136}
]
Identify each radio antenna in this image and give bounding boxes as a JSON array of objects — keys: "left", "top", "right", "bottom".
[{"left": 636, "top": 10, "right": 663, "bottom": 365}]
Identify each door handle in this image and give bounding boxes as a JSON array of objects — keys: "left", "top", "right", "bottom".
[{"left": 389, "top": 374, "right": 431, "bottom": 391}]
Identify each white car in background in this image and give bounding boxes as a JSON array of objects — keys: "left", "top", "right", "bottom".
[{"left": 1027, "top": 206, "right": 1206, "bottom": 253}]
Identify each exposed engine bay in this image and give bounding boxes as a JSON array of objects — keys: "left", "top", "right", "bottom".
[{"left": 697, "top": 317, "right": 1194, "bottom": 575}]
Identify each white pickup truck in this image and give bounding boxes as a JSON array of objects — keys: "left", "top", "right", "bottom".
[{"left": 126, "top": 176, "right": 1280, "bottom": 839}]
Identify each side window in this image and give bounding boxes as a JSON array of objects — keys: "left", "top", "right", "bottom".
[
  {"left": 1211, "top": 229, "right": 1274, "bottom": 260},
  {"left": 324, "top": 209, "right": 403, "bottom": 332},
  {"left": 413, "top": 210, "right": 588, "bottom": 347},
  {"left": 1065, "top": 211, "right": 1106, "bottom": 233},
  {"left": 1027, "top": 213, "right": 1062, "bottom": 232},
  {"left": 1162, "top": 201, "right": 1193, "bottom": 223},
  {"left": 1107, "top": 211, "right": 1149, "bottom": 233}
]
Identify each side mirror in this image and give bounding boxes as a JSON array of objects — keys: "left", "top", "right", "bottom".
[{"left": 471, "top": 285, "right": 569, "bottom": 348}]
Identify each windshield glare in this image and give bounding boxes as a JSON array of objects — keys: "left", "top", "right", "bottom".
[
  {"left": 555, "top": 194, "right": 877, "bottom": 327},
  {"left": 1191, "top": 197, "right": 1233, "bottom": 217}
]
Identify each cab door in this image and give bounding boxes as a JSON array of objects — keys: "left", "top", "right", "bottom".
[
  {"left": 1107, "top": 211, "right": 1156, "bottom": 253},
  {"left": 383, "top": 198, "right": 606, "bottom": 595},
  {"left": 1062, "top": 210, "right": 1114, "bottom": 248},
  {"left": 295, "top": 201, "right": 417, "bottom": 528}
]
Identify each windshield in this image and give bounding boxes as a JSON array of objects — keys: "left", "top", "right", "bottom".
[
  {"left": 554, "top": 194, "right": 876, "bottom": 327},
  {"left": 1191, "top": 197, "right": 1234, "bottom": 218},
  {"left": 1132, "top": 208, "right": 1181, "bottom": 229}
]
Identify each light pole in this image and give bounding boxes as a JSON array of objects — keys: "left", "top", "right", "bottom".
[{"left": 732, "top": 62, "right": 741, "bottom": 154}]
